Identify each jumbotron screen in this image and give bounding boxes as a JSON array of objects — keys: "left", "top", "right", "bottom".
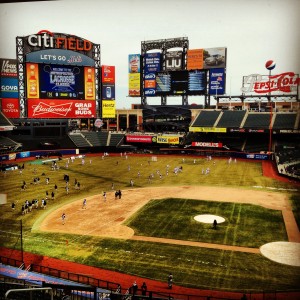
[
  {"left": 26, "top": 62, "right": 96, "bottom": 100},
  {"left": 156, "top": 70, "right": 206, "bottom": 95}
]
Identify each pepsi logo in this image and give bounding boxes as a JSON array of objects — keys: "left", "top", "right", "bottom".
[{"left": 265, "top": 60, "right": 276, "bottom": 71}]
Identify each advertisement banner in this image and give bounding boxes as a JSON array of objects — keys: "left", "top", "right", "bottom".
[
  {"left": 209, "top": 68, "right": 225, "bottom": 95},
  {"left": 192, "top": 142, "right": 223, "bottom": 148},
  {"left": 189, "top": 127, "right": 227, "bottom": 133},
  {"left": 84, "top": 67, "right": 96, "bottom": 100},
  {"left": 203, "top": 47, "right": 226, "bottom": 69},
  {"left": 26, "top": 49, "right": 95, "bottom": 66},
  {"left": 102, "top": 100, "right": 116, "bottom": 118},
  {"left": 1, "top": 98, "right": 20, "bottom": 118},
  {"left": 0, "top": 58, "right": 18, "bottom": 77},
  {"left": 128, "top": 54, "right": 140, "bottom": 73},
  {"left": 102, "top": 65, "right": 115, "bottom": 84},
  {"left": 128, "top": 73, "right": 140, "bottom": 96},
  {"left": 26, "top": 63, "right": 40, "bottom": 99},
  {"left": 241, "top": 72, "right": 299, "bottom": 95},
  {"left": 145, "top": 52, "right": 161, "bottom": 73},
  {"left": 144, "top": 72, "right": 156, "bottom": 97},
  {"left": 27, "top": 99, "right": 96, "bottom": 118},
  {"left": 166, "top": 51, "right": 183, "bottom": 70},
  {"left": 0, "top": 77, "right": 19, "bottom": 98},
  {"left": 126, "top": 135, "right": 154, "bottom": 143},
  {"left": 187, "top": 49, "right": 203, "bottom": 70},
  {"left": 102, "top": 84, "right": 115, "bottom": 100},
  {"left": 156, "top": 136, "right": 180, "bottom": 144}
]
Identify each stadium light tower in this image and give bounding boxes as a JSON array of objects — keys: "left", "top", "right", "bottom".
[{"left": 265, "top": 60, "right": 276, "bottom": 153}]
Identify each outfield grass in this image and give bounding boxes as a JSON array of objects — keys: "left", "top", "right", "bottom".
[{"left": 0, "top": 154, "right": 299, "bottom": 292}]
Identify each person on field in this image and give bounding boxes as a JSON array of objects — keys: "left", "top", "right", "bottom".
[
  {"left": 62, "top": 212, "right": 66, "bottom": 225},
  {"left": 168, "top": 273, "right": 173, "bottom": 289},
  {"left": 213, "top": 219, "right": 217, "bottom": 230},
  {"left": 82, "top": 198, "right": 87, "bottom": 209}
]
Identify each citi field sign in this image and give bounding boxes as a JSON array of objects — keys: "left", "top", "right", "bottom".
[{"left": 22, "top": 30, "right": 96, "bottom": 60}]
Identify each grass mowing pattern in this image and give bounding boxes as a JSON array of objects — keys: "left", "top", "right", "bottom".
[
  {"left": 124, "top": 198, "right": 287, "bottom": 247},
  {"left": 0, "top": 155, "right": 299, "bottom": 291},
  {"left": 19, "top": 232, "right": 300, "bottom": 291}
]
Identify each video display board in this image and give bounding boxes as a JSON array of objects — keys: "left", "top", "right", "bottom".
[
  {"left": 156, "top": 70, "right": 206, "bottom": 95},
  {"left": 26, "top": 63, "right": 95, "bottom": 100}
]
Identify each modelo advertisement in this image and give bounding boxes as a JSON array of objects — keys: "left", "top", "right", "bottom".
[
  {"left": 27, "top": 99, "right": 96, "bottom": 118},
  {"left": 192, "top": 142, "right": 223, "bottom": 148},
  {"left": 0, "top": 77, "right": 19, "bottom": 98},
  {"left": 1, "top": 98, "right": 20, "bottom": 118}
]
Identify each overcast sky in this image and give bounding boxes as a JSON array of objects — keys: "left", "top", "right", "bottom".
[{"left": 0, "top": 0, "right": 299, "bottom": 108}]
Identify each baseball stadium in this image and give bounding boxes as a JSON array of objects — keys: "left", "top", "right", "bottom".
[{"left": 0, "top": 31, "right": 299, "bottom": 300}]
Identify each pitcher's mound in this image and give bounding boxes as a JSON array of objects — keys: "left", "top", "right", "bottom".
[
  {"left": 260, "top": 242, "right": 300, "bottom": 267},
  {"left": 194, "top": 214, "right": 225, "bottom": 224}
]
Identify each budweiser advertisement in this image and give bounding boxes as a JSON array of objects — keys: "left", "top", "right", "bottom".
[
  {"left": 1, "top": 98, "right": 20, "bottom": 118},
  {"left": 27, "top": 99, "right": 96, "bottom": 118}
]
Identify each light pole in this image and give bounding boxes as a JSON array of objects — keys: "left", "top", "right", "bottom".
[{"left": 265, "top": 60, "right": 276, "bottom": 153}]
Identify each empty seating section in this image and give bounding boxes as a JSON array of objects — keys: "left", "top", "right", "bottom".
[
  {"left": 216, "top": 111, "right": 246, "bottom": 128},
  {"left": 109, "top": 133, "right": 125, "bottom": 146},
  {"left": 84, "top": 131, "right": 108, "bottom": 146},
  {"left": 97, "top": 131, "right": 109, "bottom": 146},
  {"left": 192, "top": 111, "right": 221, "bottom": 127},
  {"left": 244, "top": 135, "right": 269, "bottom": 153},
  {"left": 272, "top": 113, "right": 297, "bottom": 129},
  {"left": 243, "top": 113, "right": 271, "bottom": 128},
  {"left": 68, "top": 133, "right": 91, "bottom": 147},
  {"left": 218, "top": 136, "right": 245, "bottom": 151},
  {"left": 0, "top": 112, "right": 13, "bottom": 126},
  {"left": 0, "top": 136, "right": 18, "bottom": 148}
]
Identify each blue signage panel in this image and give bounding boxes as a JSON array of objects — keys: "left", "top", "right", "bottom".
[
  {"left": 145, "top": 52, "right": 161, "bottom": 73},
  {"left": 0, "top": 77, "right": 19, "bottom": 98},
  {"left": 209, "top": 68, "right": 225, "bottom": 95}
]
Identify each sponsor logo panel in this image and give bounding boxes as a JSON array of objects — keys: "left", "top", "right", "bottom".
[
  {"left": 27, "top": 99, "right": 96, "bottom": 118},
  {"left": 102, "top": 100, "right": 116, "bottom": 118},
  {"left": 1, "top": 77, "right": 19, "bottom": 98},
  {"left": 126, "top": 135, "right": 153, "bottom": 143},
  {"left": 0, "top": 59, "right": 18, "bottom": 77},
  {"left": 1, "top": 98, "right": 20, "bottom": 118},
  {"left": 192, "top": 142, "right": 223, "bottom": 148}
]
